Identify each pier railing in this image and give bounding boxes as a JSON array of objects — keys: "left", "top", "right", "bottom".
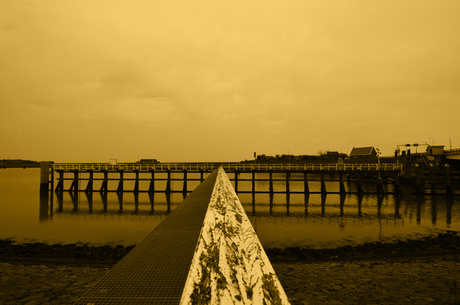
[{"left": 52, "top": 162, "right": 402, "bottom": 172}]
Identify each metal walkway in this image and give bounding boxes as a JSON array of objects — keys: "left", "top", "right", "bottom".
[{"left": 75, "top": 169, "right": 219, "bottom": 304}]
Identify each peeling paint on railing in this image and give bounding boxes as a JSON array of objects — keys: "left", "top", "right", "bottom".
[{"left": 180, "top": 167, "right": 290, "bottom": 305}]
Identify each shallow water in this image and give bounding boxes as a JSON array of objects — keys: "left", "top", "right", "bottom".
[{"left": 1, "top": 168, "right": 459, "bottom": 248}]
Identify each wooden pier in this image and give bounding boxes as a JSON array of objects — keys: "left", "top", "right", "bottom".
[
  {"left": 39, "top": 161, "right": 460, "bottom": 195},
  {"left": 40, "top": 162, "right": 404, "bottom": 195}
]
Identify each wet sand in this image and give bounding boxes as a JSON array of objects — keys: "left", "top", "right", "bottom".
[{"left": 1, "top": 234, "right": 460, "bottom": 304}]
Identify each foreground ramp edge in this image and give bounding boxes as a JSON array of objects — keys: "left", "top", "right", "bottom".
[
  {"left": 180, "top": 167, "right": 290, "bottom": 305},
  {"left": 75, "top": 169, "right": 219, "bottom": 305}
]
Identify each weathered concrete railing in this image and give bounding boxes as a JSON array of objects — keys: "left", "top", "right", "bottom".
[{"left": 180, "top": 167, "right": 290, "bottom": 304}]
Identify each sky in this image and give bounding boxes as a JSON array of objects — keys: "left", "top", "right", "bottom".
[{"left": 1, "top": 1, "right": 459, "bottom": 163}]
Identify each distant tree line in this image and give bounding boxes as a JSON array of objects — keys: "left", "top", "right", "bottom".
[
  {"left": 255, "top": 151, "right": 348, "bottom": 162},
  {"left": 1, "top": 159, "right": 41, "bottom": 168}
]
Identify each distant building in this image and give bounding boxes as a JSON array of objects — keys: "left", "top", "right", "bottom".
[
  {"left": 426, "top": 145, "right": 445, "bottom": 156},
  {"left": 350, "top": 147, "right": 377, "bottom": 158},
  {"left": 139, "top": 159, "right": 159, "bottom": 163},
  {"left": 326, "top": 151, "right": 340, "bottom": 158}
]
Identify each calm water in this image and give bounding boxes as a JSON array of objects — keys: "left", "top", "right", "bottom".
[{"left": 1, "top": 168, "right": 459, "bottom": 249}]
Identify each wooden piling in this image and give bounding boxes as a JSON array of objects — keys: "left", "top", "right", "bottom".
[
  {"left": 304, "top": 171, "right": 309, "bottom": 194},
  {"left": 269, "top": 171, "right": 274, "bottom": 196},
  {"left": 40, "top": 162, "right": 50, "bottom": 192},
  {"left": 339, "top": 172, "right": 346, "bottom": 194},
  {"left": 55, "top": 170, "right": 64, "bottom": 192},
  {"left": 415, "top": 166, "right": 425, "bottom": 194},
  {"left": 85, "top": 170, "right": 93, "bottom": 193},
  {"left": 148, "top": 192, "right": 154, "bottom": 213},
  {"left": 340, "top": 194, "right": 345, "bottom": 217},
  {"left": 165, "top": 170, "right": 171, "bottom": 193},
  {"left": 377, "top": 178, "right": 384, "bottom": 195},
  {"left": 86, "top": 192, "right": 93, "bottom": 213},
  {"left": 134, "top": 192, "right": 139, "bottom": 214},
  {"left": 320, "top": 171, "right": 327, "bottom": 194},
  {"left": 286, "top": 170, "right": 290, "bottom": 195},
  {"left": 134, "top": 170, "right": 139, "bottom": 193},
  {"left": 234, "top": 170, "right": 238, "bottom": 193},
  {"left": 117, "top": 170, "right": 124, "bottom": 193},
  {"left": 430, "top": 168, "right": 436, "bottom": 195},
  {"left": 101, "top": 191, "right": 107, "bottom": 213},
  {"left": 69, "top": 170, "right": 79, "bottom": 192},
  {"left": 445, "top": 164, "right": 454, "bottom": 195},
  {"left": 183, "top": 170, "right": 188, "bottom": 195},
  {"left": 149, "top": 170, "right": 155, "bottom": 193},
  {"left": 100, "top": 170, "right": 108, "bottom": 193},
  {"left": 393, "top": 174, "right": 402, "bottom": 194},
  {"left": 252, "top": 170, "right": 256, "bottom": 195},
  {"left": 357, "top": 174, "right": 364, "bottom": 194}
]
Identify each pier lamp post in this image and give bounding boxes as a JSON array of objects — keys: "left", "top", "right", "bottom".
[{"left": 376, "top": 148, "right": 381, "bottom": 179}]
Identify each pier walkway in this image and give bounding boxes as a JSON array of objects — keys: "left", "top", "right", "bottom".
[{"left": 75, "top": 167, "right": 289, "bottom": 304}]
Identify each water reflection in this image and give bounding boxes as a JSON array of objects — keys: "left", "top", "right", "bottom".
[
  {"left": 46, "top": 191, "right": 183, "bottom": 217},
  {"left": 33, "top": 181, "right": 460, "bottom": 248},
  {"left": 41, "top": 191, "right": 460, "bottom": 230}
]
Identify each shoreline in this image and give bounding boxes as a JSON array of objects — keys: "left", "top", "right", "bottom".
[
  {"left": 1, "top": 235, "right": 460, "bottom": 304},
  {"left": 2, "top": 232, "right": 459, "bottom": 265}
]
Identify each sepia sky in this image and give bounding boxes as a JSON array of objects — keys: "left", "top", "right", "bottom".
[{"left": 1, "top": 1, "right": 459, "bottom": 163}]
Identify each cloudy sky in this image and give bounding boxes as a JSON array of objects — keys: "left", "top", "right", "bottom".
[{"left": 1, "top": 1, "right": 459, "bottom": 162}]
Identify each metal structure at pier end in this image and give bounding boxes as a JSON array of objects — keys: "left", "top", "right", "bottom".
[{"left": 75, "top": 167, "right": 289, "bottom": 304}]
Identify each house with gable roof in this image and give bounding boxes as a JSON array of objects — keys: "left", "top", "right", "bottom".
[{"left": 349, "top": 147, "right": 377, "bottom": 159}]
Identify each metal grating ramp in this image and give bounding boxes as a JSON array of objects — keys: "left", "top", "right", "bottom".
[{"left": 75, "top": 169, "right": 218, "bottom": 305}]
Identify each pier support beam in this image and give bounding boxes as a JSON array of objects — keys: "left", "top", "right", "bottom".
[
  {"left": 100, "top": 170, "right": 108, "bottom": 193},
  {"left": 286, "top": 170, "right": 290, "bottom": 195},
  {"left": 320, "top": 171, "right": 327, "bottom": 194},
  {"left": 149, "top": 170, "right": 155, "bottom": 193},
  {"left": 134, "top": 170, "right": 139, "bottom": 193},
  {"left": 117, "top": 170, "right": 124, "bottom": 193},
  {"left": 445, "top": 164, "right": 454, "bottom": 195},
  {"left": 234, "top": 170, "right": 238, "bottom": 193},
  {"left": 40, "top": 162, "right": 50, "bottom": 192},
  {"left": 430, "top": 168, "right": 436, "bottom": 195},
  {"left": 376, "top": 178, "right": 384, "bottom": 195},
  {"left": 269, "top": 171, "right": 274, "bottom": 195},
  {"left": 357, "top": 174, "right": 364, "bottom": 194},
  {"left": 415, "top": 166, "right": 425, "bottom": 194},
  {"left": 182, "top": 170, "right": 188, "bottom": 195},
  {"left": 304, "top": 171, "right": 309, "bottom": 194},
  {"left": 393, "top": 174, "right": 402, "bottom": 194},
  {"left": 69, "top": 170, "right": 79, "bottom": 192},
  {"left": 339, "top": 172, "right": 346, "bottom": 194},
  {"left": 165, "top": 170, "right": 171, "bottom": 194},
  {"left": 252, "top": 170, "right": 256, "bottom": 196},
  {"left": 55, "top": 170, "right": 64, "bottom": 192},
  {"left": 85, "top": 170, "right": 93, "bottom": 192}
]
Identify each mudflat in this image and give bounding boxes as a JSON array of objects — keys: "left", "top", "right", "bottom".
[{"left": 1, "top": 234, "right": 460, "bottom": 304}]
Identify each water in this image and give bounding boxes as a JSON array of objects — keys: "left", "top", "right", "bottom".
[{"left": 1, "top": 168, "right": 459, "bottom": 248}]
